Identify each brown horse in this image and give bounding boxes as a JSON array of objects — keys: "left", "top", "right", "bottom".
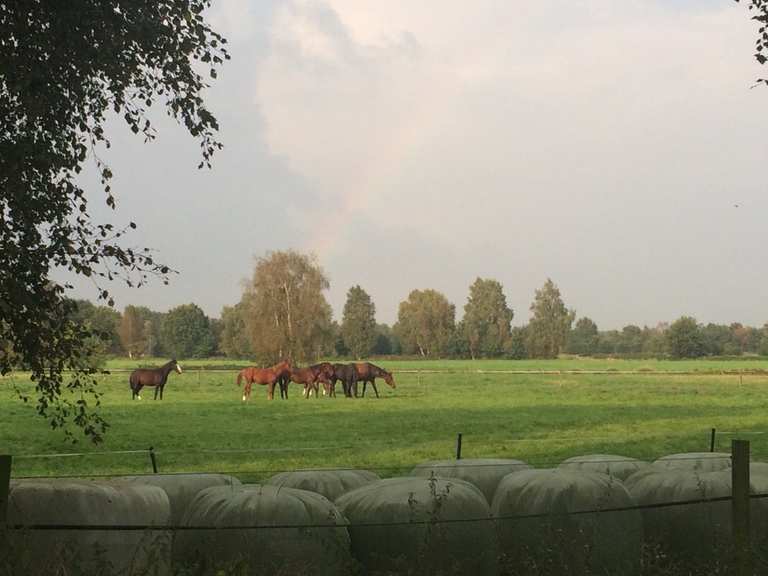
[
  {"left": 354, "top": 362, "right": 396, "bottom": 398},
  {"left": 290, "top": 362, "right": 335, "bottom": 399},
  {"left": 332, "top": 363, "right": 358, "bottom": 398},
  {"left": 130, "top": 359, "right": 182, "bottom": 400},
  {"left": 237, "top": 359, "right": 291, "bottom": 401}
]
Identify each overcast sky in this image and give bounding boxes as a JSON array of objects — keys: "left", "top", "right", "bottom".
[{"left": 63, "top": 0, "right": 768, "bottom": 329}]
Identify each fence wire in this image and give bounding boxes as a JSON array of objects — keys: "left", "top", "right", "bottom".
[{"left": 4, "top": 492, "right": 767, "bottom": 532}]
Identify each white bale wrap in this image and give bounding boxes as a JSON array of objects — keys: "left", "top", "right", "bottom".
[
  {"left": 410, "top": 458, "right": 530, "bottom": 504},
  {"left": 4, "top": 479, "right": 171, "bottom": 576},
  {"left": 119, "top": 473, "right": 241, "bottom": 524},
  {"left": 492, "top": 469, "right": 642, "bottom": 576},
  {"left": 653, "top": 452, "right": 731, "bottom": 472},
  {"left": 174, "top": 484, "right": 352, "bottom": 575},
  {"left": 335, "top": 476, "right": 498, "bottom": 576},
  {"left": 558, "top": 454, "right": 651, "bottom": 481},
  {"left": 625, "top": 468, "right": 732, "bottom": 561},
  {"left": 266, "top": 469, "right": 379, "bottom": 501}
]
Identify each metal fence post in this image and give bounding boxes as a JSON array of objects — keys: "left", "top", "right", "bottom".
[
  {"left": 0, "top": 455, "right": 11, "bottom": 527},
  {"left": 456, "top": 433, "right": 463, "bottom": 460},
  {"left": 149, "top": 447, "right": 158, "bottom": 474},
  {"left": 731, "top": 439, "right": 751, "bottom": 575}
]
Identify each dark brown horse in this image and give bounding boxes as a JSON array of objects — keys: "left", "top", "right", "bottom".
[
  {"left": 290, "top": 363, "right": 335, "bottom": 399},
  {"left": 130, "top": 359, "right": 182, "bottom": 400},
  {"left": 237, "top": 359, "right": 291, "bottom": 401},
  {"left": 332, "top": 363, "right": 358, "bottom": 398},
  {"left": 354, "top": 362, "right": 396, "bottom": 398}
]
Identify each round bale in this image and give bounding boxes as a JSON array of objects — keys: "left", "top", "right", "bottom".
[
  {"left": 626, "top": 468, "right": 734, "bottom": 563},
  {"left": 4, "top": 479, "right": 171, "bottom": 576},
  {"left": 653, "top": 452, "right": 731, "bottom": 472},
  {"left": 174, "top": 484, "right": 353, "bottom": 575},
  {"left": 266, "top": 469, "right": 379, "bottom": 501},
  {"left": 492, "top": 468, "right": 642, "bottom": 576},
  {"left": 558, "top": 454, "right": 651, "bottom": 481},
  {"left": 119, "top": 473, "right": 241, "bottom": 524},
  {"left": 410, "top": 458, "right": 530, "bottom": 504},
  {"left": 335, "top": 476, "right": 498, "bottom": 576}
]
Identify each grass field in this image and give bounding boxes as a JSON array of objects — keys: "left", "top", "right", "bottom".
[{"left": 3, "top": 357, "right": 768, "bottom": 481}]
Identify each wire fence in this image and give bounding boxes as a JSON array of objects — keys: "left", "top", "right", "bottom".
[{"left": 4, "top": 491, "right": 767, "bottom": 532}]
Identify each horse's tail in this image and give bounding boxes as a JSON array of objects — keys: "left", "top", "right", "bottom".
[{"left": 236, "top": 370, "right": 244, "bottom": 387}]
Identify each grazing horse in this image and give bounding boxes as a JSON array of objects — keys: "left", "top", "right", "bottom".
[
  {"left": 332, "top": 363, "right": 358, "bottom": 398},
  {"left": 237, "top": 359, "right": 291, "bottom": 401},
  {"left": 290, "top": 363, "right": 335, "bottom": 399},
  {"left": 130, "top": 359, "right": 182, "bottom": 400},
  {"left": 354, "top": 362, "right": 396, "bottom": 398}
]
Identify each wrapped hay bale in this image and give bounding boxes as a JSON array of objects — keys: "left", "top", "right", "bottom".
[
  {"left": 174, "top": 484, "right": 353, "bottom": 576},
  {"left": 653, "top": 452, "right": 731, "bottom": 472},
  {"left": 266, "top": 469, "right": 379, "bottom": 501},
  {"left": 410, "top": 458, "right": 530, "bottom": 504},
  {"left": 335, "top": 476, "right": 498, "bottom": 576},
  {"left": 118, "top": 473, "right": 241, "bottom": 524},
  {"left": 3, "top": 479, "right": 171, "bottom": 576},
  {"left": 492, "top": 468, "right": 642, "bottom": 576},
  {"left": 558, "top": 454, "right": 651, "bottom": 481},
  {"left": 626, "top": 468, "right": 734, "bottom": 564}
]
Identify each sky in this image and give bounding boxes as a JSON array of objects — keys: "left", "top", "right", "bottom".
[{"left": 63, "top": 0, "right": 768, "bottom": 329}]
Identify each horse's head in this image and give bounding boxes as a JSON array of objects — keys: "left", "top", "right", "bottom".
[
  {"left": 172, "top": 359, "right": 183, "bottom": 374},
  {"left": 383, "top": 370, "right": 396, "bottom": 388}
]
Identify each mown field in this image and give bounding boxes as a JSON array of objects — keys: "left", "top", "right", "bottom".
[{"left": 3, "top": 357, "right": 768, "bottom": 481}]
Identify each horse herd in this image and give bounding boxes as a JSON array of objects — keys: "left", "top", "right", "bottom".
[
  {"left": 235, "top": 359, "right": 396, "bottom": 401},
  {"left": 128, "top": 359, "right": 396, "bottom": 402}
]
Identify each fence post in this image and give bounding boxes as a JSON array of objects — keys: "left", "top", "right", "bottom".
[
  {"left": 731, "top": 439, "right": 751, "bottom": 575},
  {"left": 149, "top": 447, "right": 158, "bottom": 474},
  {"left": 710, "top": 428, "right": 716, "bottom": 453},
  {"left": 0, "top": 455, "right": 10, "bottom": 527},
  {"left": 456, "top": 433, "right": 463, "bottom": 460}
]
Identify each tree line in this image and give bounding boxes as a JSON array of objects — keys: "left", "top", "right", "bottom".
[{"left": 57, "top": 250, "right": 768, "bottom": 363}]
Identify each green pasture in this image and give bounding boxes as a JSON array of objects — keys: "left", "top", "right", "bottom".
[{"left": 2, "top": 358, "right": 768, "bottom": 481}]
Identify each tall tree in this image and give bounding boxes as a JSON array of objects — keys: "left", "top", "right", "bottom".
[
  {"left": 242, "top": 250, "right": 332, "bottom": 363},
  {"left": 460, "top": 278, "right": 513, "bottom": 359},
  {"left": 526, "top": 279, "right": 575, "bottom": 359},
  {"left": 69, "top": 299, "right": 122, "bottom": 355},
  {"left": 341, "top": 286, "right": 377, "bottom": 359},
  {"left": 666, "top": 316, "right": 705, "bottom": 359},
  {"left": 119, "top": 305, "right": 148, "bottom": 358},
  {"left": 219, "top": 303, "right": 252, "bottom": 359},
  {"left": 161, "top": 303, "right": 215, "bottom": 359},
  {"left": 1, "top": 2, "right": 227, "bottom": 441},
  {"left": 394, "top": 289, "right": 456, "bottom": 357},
  {"left": 566, "top": 317, "right": 599, "bottom": 356},
  {"left": 504, "top": 326, "right": 529, "bottom": 359}
]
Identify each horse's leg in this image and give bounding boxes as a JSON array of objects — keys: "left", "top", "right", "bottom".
[
  {"left": 154, "top": 385, "right": 159, "bottom": 400},
  {"left": 137, "top": 385, "right": 143, "bottom": 400},
  {"left": 160, "top": 383, "right": 164, "bottom": 400},
  {"left": 268, "top": 381, "right": 274, "bottom": 401},
  {"left": 362, "top": 381, "right": 366, "bottom": 397},
  {"left": 372, "top": 381, "right": 379, "bottom": 398}
]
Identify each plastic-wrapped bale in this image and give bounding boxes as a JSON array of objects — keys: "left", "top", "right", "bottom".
[
  {"left": 492, "top": 469, "right": 642, "bottom": 576},
  {"left": 335, "top": 476, "right": 498, "bottom": 576},
  {"left": 3, "top": 479, "right": 171, "bottom": 576},
  {"left": 625, "top": 468, "right": 736, "bottom": 564},
  {"left": 118, "top": 473, "right": 241, "bottom": 524},
  {"left": 746, "top": 462, "right": 768, "bottom": 477},
  {"left": 653, "top": 452, "right": 731, "bottom": 472},
  {"left": 174, "top": 484, "right": 353, "bottom": 576},
  {"left": 266, "top": 469, "right": 379, "bottom": 501},
  {"left": 410, "top": 458, "right": 530, "bottom": 504},
  {"left": 558, "top": 454, "right": 651, "bottom": 481}
]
